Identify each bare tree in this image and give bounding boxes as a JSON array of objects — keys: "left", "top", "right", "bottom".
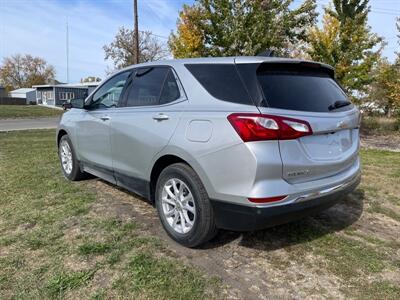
[
  {"left": 103, "top": 27, "right": 169, "bottom": 70},
  {"left": 0, "top": 54, "right": 55, "bottom": 91}
]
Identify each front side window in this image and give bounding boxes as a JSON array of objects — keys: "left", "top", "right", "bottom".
[{"left": 90, "top": 71, "right": 130, "bottom": 109}]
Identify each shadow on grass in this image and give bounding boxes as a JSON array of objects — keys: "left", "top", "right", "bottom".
[
  {"left": 204, "top": 189, "right": 365, "bottom": 251},
  {"left": 91, "top": 178, "right": 364, "bottom": 252}
]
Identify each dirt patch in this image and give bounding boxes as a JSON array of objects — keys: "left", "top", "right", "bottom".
[
  {"left": 360, "top": 133, "right": 400, "bottom": 152},
  {"left": 85, "top": 178, "right": 400, "bottom": 299}
]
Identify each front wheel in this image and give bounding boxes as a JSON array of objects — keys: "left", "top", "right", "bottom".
[
  {"left": 58, "top": 135, "right": 86, "bottom": 181},
  {"left": 155, "top": 163, "right": 217, "bottom": 248}
]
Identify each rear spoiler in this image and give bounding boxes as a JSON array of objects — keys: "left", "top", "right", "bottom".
[{"left": 234, "top": 57, "right": 335, "bottom": 78}]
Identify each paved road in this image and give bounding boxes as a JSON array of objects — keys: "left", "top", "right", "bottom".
[{"left": 0, "top": 117, "right": 60, "bottom": 132}]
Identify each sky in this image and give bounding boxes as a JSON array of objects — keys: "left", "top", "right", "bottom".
[{"left": 0, "top": 0, "right": 399, "bottom": 83}]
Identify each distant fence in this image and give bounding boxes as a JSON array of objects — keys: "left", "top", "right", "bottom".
[{"left": 0, "top": 97, "right": 26, "bottom": 105}]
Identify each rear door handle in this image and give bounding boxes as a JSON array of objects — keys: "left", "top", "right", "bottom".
[
  {"left": 152, "top": 114, "right": 169, "bottom": 121},
  {"left": 100, "top": 116, "right": 111, "bottom": 121}
]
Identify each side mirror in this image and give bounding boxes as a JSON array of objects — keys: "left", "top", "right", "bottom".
[{"left": 63, "top": 98, "right": 85, "bottom": 110}]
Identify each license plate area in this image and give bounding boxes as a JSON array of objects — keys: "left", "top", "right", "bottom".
[{"left": 300, "top": 129, "right": 353, "bottom": 160}]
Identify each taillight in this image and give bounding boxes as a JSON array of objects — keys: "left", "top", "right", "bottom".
[{"left": 227, "top": 113, "right": 312, "bottom": 142}]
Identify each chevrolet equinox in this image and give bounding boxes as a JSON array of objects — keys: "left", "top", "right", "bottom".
[{"left": 57, "top": 57, "right": 361, "bottom": 247}]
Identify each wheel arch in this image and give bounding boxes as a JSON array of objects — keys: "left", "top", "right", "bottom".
[
  {"left": 56, "top": 127, "right": 81, "bottom": 161},
  {"left": 149, "top": 149, "right": 214, "bottom": 204},
  {"left": 57, "top": 129, "right": 68, "bottom": 147},
  {"left": 149, "top": 154, "right": 188, "bottom": 203}
]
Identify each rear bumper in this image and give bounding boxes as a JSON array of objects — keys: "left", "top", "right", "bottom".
[{"left": 210, "top": 171, "right": 361, "bottom": 231}]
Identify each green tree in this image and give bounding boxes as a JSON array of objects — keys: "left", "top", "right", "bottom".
[
  {"left": 388, "top": 18, "right": 400, "bottom": 116},
  {"left": 396, "top": 17, "right": 400, "bottom": 59},
  {"left": 366, "top": 18, "right": 400, "bottom": 117},
  {"left": 168, "top": 4, "right": 207, "bottom": 58},
  {"left": 0, "top": 54, "right": 55, "bottom": 91},
  {"left": 369, "top": 58, "right": 400, "bottom": 117},
  {"left": 104, "top": 27, "right": 168, "bottom": 69},
  {"left": 308, "top": 0, "right": 383, "bottom": 96},
  {"left": 169, "top": 0, "right": 318, "bottom": 58}
]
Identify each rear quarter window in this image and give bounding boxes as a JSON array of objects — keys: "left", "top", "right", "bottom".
[{"left": 185, "top": 64, "right": 252, "bottom": 105}]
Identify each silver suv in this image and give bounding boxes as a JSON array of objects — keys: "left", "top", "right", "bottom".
[{"left": 57, "top": 57, "right": 361, "bottom": 247}]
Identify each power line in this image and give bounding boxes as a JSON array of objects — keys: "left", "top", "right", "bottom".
[
  {"left": 138, "top": 30, "right": 169, "bottom": 40},
  {"left": 373, "top": 8, "right": 400, "bottom": 13},
  {"left": 370, "top": 10, "right": 400, "bottom": 16}
]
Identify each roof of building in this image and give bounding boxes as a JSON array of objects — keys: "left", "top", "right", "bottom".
[
  {"left": 33, "top": 82, "right": 101, "bottom": 89},
  {"left": 62, "top": 82, "right": 101, "bottom": 87},
  {"left": 9, "top": 88, "right": 35, "bottom": 94}
]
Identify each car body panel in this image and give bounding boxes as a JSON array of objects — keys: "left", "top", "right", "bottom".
[
  {"left": 257, "top": 106, "right": 360, "bottom": 184},
  {"left": 57, "top": 56, "right": 361, "bottom": 232},
  {"left": 110, "top": 101, "right": 186, "bottom": 181},
  {"left": 74, "top": 108, "right": 113, "bottom": 168}
]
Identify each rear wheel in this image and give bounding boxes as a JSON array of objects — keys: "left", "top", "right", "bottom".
[
  {"left": 58, "top": 135, "right": 86, "bottom": 181},
  {"left": 155, "top": 163, "right": 217, "bottom": 247}
]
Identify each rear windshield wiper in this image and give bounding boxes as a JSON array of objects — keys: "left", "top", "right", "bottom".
[{"left": 328, "top": 100, "right": 351, "bottom": 111}]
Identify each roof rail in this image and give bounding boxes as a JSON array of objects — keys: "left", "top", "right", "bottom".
[{"left": 257, "top": 50, "right": 275, "bottom": 57}]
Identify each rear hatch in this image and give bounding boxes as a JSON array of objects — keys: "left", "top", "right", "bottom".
[{"left": 237, "top": 60, "right": 360, "bottom": 183}]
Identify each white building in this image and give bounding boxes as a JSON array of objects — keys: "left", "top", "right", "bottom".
[{"left": 9, "top": 88, "right": 37, "bottom": 104}]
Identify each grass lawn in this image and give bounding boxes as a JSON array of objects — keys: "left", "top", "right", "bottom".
[
  {"left": 0, "top": 105, "right": 63, "bottom": 119},
  {"left": 0, "top": 129, "right": 399, "bottom": 299},
  {"left": 0, "top": 130, "right": 219, "bottom": 299}
]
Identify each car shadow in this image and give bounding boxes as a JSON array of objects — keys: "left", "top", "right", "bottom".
[
  {"left": 93, "top": 178, "right": 364, "bottom": 252},
  {"left": 202, "top": 189, "right": 365, "bottom": 251}
]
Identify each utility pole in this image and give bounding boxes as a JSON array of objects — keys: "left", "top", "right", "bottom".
[
  {"left": 133, "top": 0, "right": 139, "bottom": 64},
  {"left": 66, "top": 17, "right": 70, "bottom": 83}
]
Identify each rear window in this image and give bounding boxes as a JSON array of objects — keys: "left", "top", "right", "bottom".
[
  {"left": 185, "top": 64, "right": 252, "bottom": 105},
  {"left": 256, "top": 64, "right": 349, "bottom": 112}
]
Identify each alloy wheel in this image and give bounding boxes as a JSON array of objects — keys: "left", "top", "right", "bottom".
[
  {"left": 60, "top": 140, "right": 73, "bottom": 175},
  {"left": 161, "top": 178, "right": 196, "bottom": 234}
]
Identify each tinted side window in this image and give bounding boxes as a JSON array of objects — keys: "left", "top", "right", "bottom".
[
  {"left": 125, "top": 68, "right": 168, "bottom": 107},
  {"left": 159, "top": 70, "right": 180, "bottom": 105},
  {"left": 90, "top": 71, "right": 130, "bottom": 109},
  {"left": 185, "top": 64, "right": 252, "bottom": 105}
]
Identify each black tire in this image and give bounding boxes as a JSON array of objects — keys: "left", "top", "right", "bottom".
[
  {"left": 58, "top": 135, "right": 87, "bottom": 181},
  {"left": 155, "top": 163, "right": 218, "bottom": 248}
]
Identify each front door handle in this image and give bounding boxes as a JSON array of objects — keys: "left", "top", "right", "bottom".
[
  {"left": 100, "top": 116, "right": 111, "bottom": 121},
  {"left": 152, "top": 114, "right": 169, "bottom": 121}
]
